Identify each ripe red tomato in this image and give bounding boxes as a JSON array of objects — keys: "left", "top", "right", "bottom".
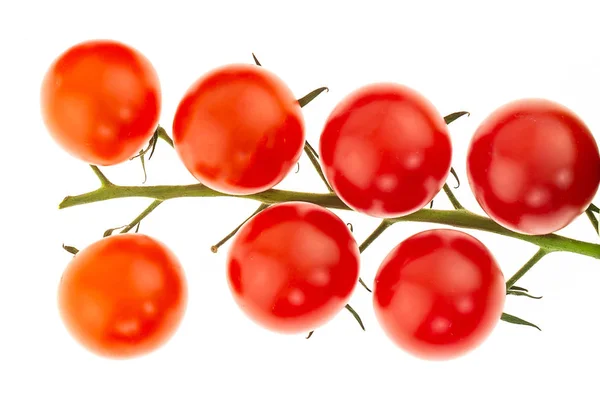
[
  {"left": 467, "top": 99, "right": 600, "bottom": 235},
  {"left": 172, "top": 64, "right": 305, "bottom": 195},
  {"left": 41, "top": 40, "right": 161, "bottom": 166},
  {"left": 226, "top": 202, "right": 360, "bottom": 333},
  {"left": 319, "top": 83, "right": 452, "bottom": 218},
  {"left": 373, "top": 229, "right": 505, "bottom": 360},
  {"left": 58, "top": 234, "right": 187, "bottom": 358}
]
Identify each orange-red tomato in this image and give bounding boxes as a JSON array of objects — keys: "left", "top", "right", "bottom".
[
  {"left": 58, "top": 234, "right": 187, "bottom": 359},
  {"left": 41, "top": 40, "right": 161, "bottom": 166},
  {"left": 172, "top": 64, "right": 305, "bottom": 195}
]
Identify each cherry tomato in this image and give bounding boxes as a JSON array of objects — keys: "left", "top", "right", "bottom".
[
  {"left": 41, "top": 40, "right": 161, "bottom": 166},
  {"left": 319, "top": 83, "right": 452, "bottom": 218},
  {"left": 172, "top": 64, "right": 305, "bottom": 195},
  {"left": 58, "top": 234, "right": 187, "bottom": 359},
  {"left": 226, "top": 202, "right": 360, "bottom": 333},
  {"left": 373, "top": 229, "right": 505, "bottom": 360},
  {"left": 467, "top": 99, "right": 600, "bottom": 235}
]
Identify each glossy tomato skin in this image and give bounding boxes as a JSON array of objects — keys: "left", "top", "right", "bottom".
[
  {"left": 41, "top": 40, "right": 161, "bottom": 166},
  {"left": 226, "top": 202, "right": 360, "bottom": 333},
  {"left": 467, "top": 99, "right": 600, "bottom": 235},
  {"left": 173, "top": 64, "right": 305, "bottom": 195},
  {"left": 58, "top": 234, "right": 187, "bottom": 359},
  {"left": 319, "top": 83, "right": 452, "bottom": 218},
  {"left": 373, "top": 229, "right": 505, "bottom": 360}
]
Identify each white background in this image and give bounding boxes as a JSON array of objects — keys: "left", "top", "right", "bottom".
[{"left": 1, "top": 1, "right": 599, "bottom": 399}]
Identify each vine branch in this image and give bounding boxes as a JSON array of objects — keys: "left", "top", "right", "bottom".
[
  {"left": 211, "top": 202, "right": 269, "bottom": 253},
  {"left": 443, "top": 184, "right": 463, "bottom": 210},
  {"left": 58, "top": 185, "right": 600, "bottom": 259},
  {"left": 89, "top": 165, "right": 112, "bottom": 187},
  {"left": 505, "top": 248, "right": 550, "bottom": 289}
]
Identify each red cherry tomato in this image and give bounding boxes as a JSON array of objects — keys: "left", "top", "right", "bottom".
[
  {"left": 226, "top": 202, "right": 360, "bottom": 333},
  {"left": 467, "top": 99, "right": 600, "bottom": 235},
  {"left": 319, "top": 83, "right": 452, "bottom": 218},
  {"left": 172, "top": 64, "right": 305, "bottom": 195},
  {"left": 41, "top": 40, "right": 161, "bottom": 166},
  {"left": 58, "top": 234, "right": 187, "bottom": 359},
  {"left": 373, "top": 229, "right": 505, "bottom": 360}
]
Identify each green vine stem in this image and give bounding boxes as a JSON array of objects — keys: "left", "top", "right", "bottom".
[
  {"left": 442, "top": 184, "right": 463, "bottom": 210},
  {"left": 59, "top": 183, "right": 600, "bottom": 259},
  {"left": 505, "top": 248, "right": 550, "bottom": 289},
  {"left": 211, "top": 202, "right": 269, "bottom": 253},
  {"left": 359, "top": 220, "right": 393, "bottom": 253}
]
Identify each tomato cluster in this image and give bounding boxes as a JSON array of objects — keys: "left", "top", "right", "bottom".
[{"left": 43, "top": 40, "right": 600, "bottom": 361}]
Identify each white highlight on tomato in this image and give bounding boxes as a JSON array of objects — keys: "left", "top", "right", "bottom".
[
  {"left": 489, "top": 156, "right": 527, "bottom": 203},
  {"left": 376, "top": 174, "right": 398, "bottom": 192},
  {"left": 555, "top": 168, "right": 573, "bottom": 190},
  {"left": 404, "top": 152, "right": 424, "bottom": 170},
  {"left": 334, "top": 136, "right": 379, "bottom": 190},
  {"left": 288, "top": 288, "right": 305, "bottom": 306}
]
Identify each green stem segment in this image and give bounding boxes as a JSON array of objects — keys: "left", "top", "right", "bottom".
[
  {"left": 304, "top": 142, "right": 333, "bottom": 193},
  {"left": 211, "top": 203, "right": 269, "bottom": 253},
  {"left": 359, "top": 220, "right": 393, "bottom": 253},
  {"left": 505, "top": 248, "right": 550, "bottom": 289},
  {"left": 121, "top": 200, "right": 163, "bottom": 234},
  {"left": 443, "top": 184, "right": 463, "bottom": 210},
  {"left": 89, "top": 165, "right": 112, "bottom": 187},
  {"left": 59, "top": 185, "right": 600, "bottom": 259}
]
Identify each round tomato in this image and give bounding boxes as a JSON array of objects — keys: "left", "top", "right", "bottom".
[
  {"left": 467, "top": 99, "right": 600, "bottom": 235},
  {"left": 172, "top": 64, "right": 305, "bottom": 195},
  {"left": 226, "top": 202, "right": 360, "bottom": 333},
  {"left": 58, "top": 234, "right": 187, "bottom": 359},
  {"left": 319, "top": 83, "right": 452, "bottom": 218},
  {"left": 41, "top": 40, "right": 161, "bottom": 166},
  {"left": 373, "top": 229, "right": 505, "bottom": 360}
]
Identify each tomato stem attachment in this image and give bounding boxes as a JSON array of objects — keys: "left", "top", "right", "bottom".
[
  {"left": 128, "top": 126, "right": 174, "bottom": 184},
  {"left": 505, "top": 248, "right": 550, "bottom": 289},
  {"left": 103, "top": 224, "right": 129, "bottom": 237},
  {"left": 211, "top": 203, "right": 269, "bottom": 253}
]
